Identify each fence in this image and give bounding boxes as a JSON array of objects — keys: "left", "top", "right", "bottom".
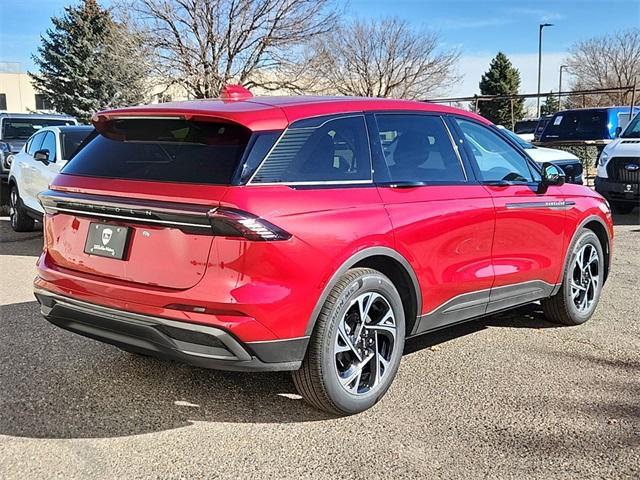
[{"left": 426, "top": 86, "right": 638, "bottom": 186}]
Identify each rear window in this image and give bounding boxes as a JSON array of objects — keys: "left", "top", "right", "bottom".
[
  {"left": 62, "top": 119, "right": 252, "bottom": 184},
  {"left": 61, "top": 129, "right": 93, "bottom": 160},
  {"left": 2, "top": 118, "right": 76, "bottom": 140},
  {"left": 541, "top": 110, "right": 608, "bottom": 141},
  {"left": 514, "top": 120, "right": 538, "bottom": 134}
]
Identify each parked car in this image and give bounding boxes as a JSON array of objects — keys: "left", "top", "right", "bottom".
[
  {"left": 8, "top": 125, "right": 93, "bottom": 231},
  {"left": 595, "top": 111, "right": 640, "bottom": 214},
  {"left": 0, "top": 113, "right": 77, "bottom": 204},
  {"left": 34, "top": 93, "right": 613, "bottom": 415},
  {"left": 513, "top": 118, "right": 539, "bottom": 142},
  {"left": 533, "top": 115, "right": 552, "bottom": 142},
  {"left": 497, "top": 125, "right": 583, "bottom": 184},
  {"left": 539, "top": 106, "right": 639, "bottom": 145}
]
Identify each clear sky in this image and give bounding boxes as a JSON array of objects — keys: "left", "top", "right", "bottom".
[{"left": 1, "top": 0, "right": 639, "bottom": 98}]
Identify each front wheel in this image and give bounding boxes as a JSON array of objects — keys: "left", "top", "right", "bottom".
[
  {"left": 9, "top": 185, "right": 35, "bottom": 232},
  {"left": 293, "top": 268, "right": 405, "bottom": 415},
  {"left": 542, "top": 229, "right": 604, "bottom": 325}
]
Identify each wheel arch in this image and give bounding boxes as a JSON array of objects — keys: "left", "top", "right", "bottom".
[
  {"left": 304, "top": 247, "right": 422, "bottom": 336},
  {"left": 558, "top": 215, "right": 611, "bottom": 289}
]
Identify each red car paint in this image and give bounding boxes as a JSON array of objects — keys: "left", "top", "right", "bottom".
[{"left": 34, "top": 96, "right": 613, "bottom": 369}]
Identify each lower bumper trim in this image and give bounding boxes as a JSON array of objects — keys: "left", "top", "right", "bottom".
[{"left": 34, "top": 288, "right": 305, "bottom": 372}]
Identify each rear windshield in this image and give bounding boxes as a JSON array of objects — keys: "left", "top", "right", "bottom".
[
  {"left": 61, "top": 129, "right": 93, "bottom": 160},
  {"left": 541, "top": 110, "right": 608, "bottom": 141},
  {"left": 62, "top": 119, "right": 252, "bottom": 184},
  {"left": 514, "top": 120, "right": 538, "bottom": 134},
  {"left": 2, "top": 118, "right": 76, "bottom": 140}
]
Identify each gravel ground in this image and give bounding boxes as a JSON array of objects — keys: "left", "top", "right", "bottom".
[{"left": 0, "top": 212, "right": 638, "bottom": 480}]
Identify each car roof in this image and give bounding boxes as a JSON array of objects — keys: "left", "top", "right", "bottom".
[
  {"left": 26, "top": 125, "right": 91, "bottom": 135},
  {"left": 56, "top": 125, "right": 93, "bottom": 133},
  {"left": 553, "top": 106, "right": 639, "bottom": 114},
  {"left": 94, "top": 95, "right": 491, "bottom": 131},
  {"left": 0, "top": 112, "right": 76, "bottom": 120}
]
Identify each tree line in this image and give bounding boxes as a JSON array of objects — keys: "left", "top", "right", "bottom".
[{"left": 30, "top": 0, "right": 640, "bottom": 123}]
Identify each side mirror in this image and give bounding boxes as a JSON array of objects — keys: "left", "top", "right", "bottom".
[
  {"left": 615, "top": 126, "right": 622, "bottom": 138},
  {"left": 34, "top": 149, "right": 50, "bottom": 164},
  {"left": 538, "top": 162, "right": 565, "bottom": 193}
]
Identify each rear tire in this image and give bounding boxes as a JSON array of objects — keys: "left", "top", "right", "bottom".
[
  {"left": 9, "top": 185, "right": 35, "bottom": 232},
  {"left": 542, "top": 229, "right": 604, "bottom": 326},
  {"left": 293, "top": 268, "right": 405, "bottom": 415},
  {"left": 610, "top": 201, "right": 635, "bottom": 215}
]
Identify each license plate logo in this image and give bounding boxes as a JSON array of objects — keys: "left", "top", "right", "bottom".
[{"left": 84, "top": 223, "right": 130, "bottom": 260}]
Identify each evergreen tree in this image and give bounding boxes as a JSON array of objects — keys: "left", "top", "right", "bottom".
[
  {"left": 541, "top": 92, "right": 561, "bottom": 115},
  {"left": 30, "top": 0, "right": 148, "bottom": 122},
  {"left": 478, "top": 52, "right": 525, "bottom": 125}
]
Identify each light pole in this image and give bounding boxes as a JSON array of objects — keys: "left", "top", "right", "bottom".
[
  {"left": 558, "top": 64, "right": 568, "bottom": 111},
  {"left": 537, "top": 23, "right": 554, "bottom": 117}
]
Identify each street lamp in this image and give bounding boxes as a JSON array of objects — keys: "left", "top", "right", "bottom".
[
  {"left": 537, "top": 23, "right": 554, "bottom": 117},
  {"left": 558, "top": 64, "right": 569, "bottom": 110}
]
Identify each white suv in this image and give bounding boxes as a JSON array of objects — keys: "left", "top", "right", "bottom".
[
  {"left": 595, "top": 113, "right": 640, "bottom": 215},
  {"left": 8, "top": 125, "right": 93, "bottom": 231}
]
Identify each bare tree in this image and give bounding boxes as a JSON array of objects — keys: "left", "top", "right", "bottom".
[
  {"left": 287, "top": 18, "right": 460, "bottom": 99},
  {"left": 121, "top": 0, "right": 338, "bottom": 98},
  {"left": 566, "top": 28, "right": 640, "bottom": 107}
]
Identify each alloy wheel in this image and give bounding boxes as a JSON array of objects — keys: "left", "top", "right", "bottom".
[
  {"left": 334, "top": 292, "right": 397, "bottom": 395},
  {"left": 9, "top": 188, "right": 17, "bottom": 228},
  {"left": 570, "top": 243, "right": 600, "bottom": 313}
]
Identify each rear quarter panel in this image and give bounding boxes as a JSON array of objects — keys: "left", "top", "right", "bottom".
[{"left": 212, "top": 185, "right": 394, "bottom": 339}]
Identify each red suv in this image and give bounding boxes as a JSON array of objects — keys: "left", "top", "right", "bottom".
[{"left": 35, "top": 94, "right": 613, "bottom": 414}]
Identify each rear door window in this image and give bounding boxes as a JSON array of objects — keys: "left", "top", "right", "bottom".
[
  {"left": 62, "top": 119, "right": 252, "bottom": 184},
  {"left": 375, "top": 114, "right": 466, "bottom": 183},
  {"left": 61, "top": 129, "right": 93, "bottom": 160},
  {"left": 250, "top": 115, "right": 371, "bottom": 184}
]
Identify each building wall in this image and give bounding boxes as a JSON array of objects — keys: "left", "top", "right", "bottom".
[{"left": 0, "top": 72, "right": 45, "bottom": 113}]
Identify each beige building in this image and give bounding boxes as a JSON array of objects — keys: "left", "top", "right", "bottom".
[
  {"left": 0, "top": 64, "right": 53, "bottom": 113},
  {"left": 0, "top": 62, "right": 288, "bottom": 115}
]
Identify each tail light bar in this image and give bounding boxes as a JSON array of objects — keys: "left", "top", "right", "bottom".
[{"left": 38, "top": 190, "right": 290, "bottom": 241}]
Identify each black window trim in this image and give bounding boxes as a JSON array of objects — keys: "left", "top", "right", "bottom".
[
  {"left": 41, "top": 131, "right": 58, "bottom": 163},
  {"left": 369, "top": 110, "right": 474, "bottom": 187},
  {"left": 448, "top": 114, "right": 542, "bottom": 187},
  {"left": 27, "top": 131, "right": 47, "bottom": 156},
  {"left": 246, "top": 113, "right": 375, "bottom": 187}
]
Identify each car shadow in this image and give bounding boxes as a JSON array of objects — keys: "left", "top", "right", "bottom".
[
  {"left": 612, "top": 211, "right": 639, "bottom": 226},
  {"left": 0, "top": 217, "right": 43, "bottom": 257},
  {"left": 1, "top": 298, "right": 564, "bottom": 440},
  {"left": 0, "top": 300, "right": 333, "bottom": 440}
]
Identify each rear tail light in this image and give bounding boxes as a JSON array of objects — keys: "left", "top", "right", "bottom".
[{"left": 207, "top": 207, "right": 291, "bottom": 241}]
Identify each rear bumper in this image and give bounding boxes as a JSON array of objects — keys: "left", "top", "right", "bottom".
[
  {"left": 595, "top": 177, "right": 640, "bottom": 204},
  {"left": 35, "top": 288, "right": 307, "bottom": 372}
]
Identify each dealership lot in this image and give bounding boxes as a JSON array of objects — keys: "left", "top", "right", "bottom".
[{"left": 0, "top": 215, "right": 638, "bottom": 479}]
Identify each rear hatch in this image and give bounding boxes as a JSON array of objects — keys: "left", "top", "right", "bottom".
[{"left": 40, "top": 117, "right": 253, "bottom": 290}]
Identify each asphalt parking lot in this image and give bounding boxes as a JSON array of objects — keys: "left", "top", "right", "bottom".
[{"left": 0, "top": 213, "right": 638, "bottom": 480}]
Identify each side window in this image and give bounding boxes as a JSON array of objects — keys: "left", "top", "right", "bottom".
[
  {"left": 251, "top": 115, "right": 371, "bottom": 184},
  {"left": 455, "top": 118, "right": 533, "bottom": 183},
  {"left": 27, "top": 132, "right": 45, "bottom": 155},
  {"left": 376, "top": 114, "right": 465, "bottom": 183},
  {"left": 39, "top": 132, "right": 57, "bottom": 162}
]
